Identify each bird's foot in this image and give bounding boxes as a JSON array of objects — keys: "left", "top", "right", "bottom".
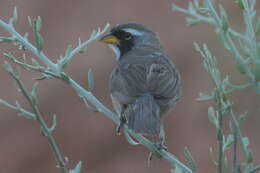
[
  {"left": 154, "top": 141, "right": 167, "bottom": 151},
  {"left": 116, "top": 115, "right": 126, "bottom": 135},
  {"left": 148, "top": 141, "right": 167, "bottom": 163}
]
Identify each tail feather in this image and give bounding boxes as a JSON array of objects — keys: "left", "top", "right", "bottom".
[{"left": 125, "top": 94, "right": 160, "bottom": 135}]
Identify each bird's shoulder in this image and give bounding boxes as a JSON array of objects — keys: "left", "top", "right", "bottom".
[
  {"left": 110, "top": 52, "right": 181, "bottom": 106},
  {"left": 116, "top": 53, "right": 178, "bottom": 82}
]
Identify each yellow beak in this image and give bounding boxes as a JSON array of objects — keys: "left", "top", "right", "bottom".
[{"left": 99, "top": 33, "right": 119, "bottom": 45}]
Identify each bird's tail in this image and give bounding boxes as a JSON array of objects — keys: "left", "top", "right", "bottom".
[{"left": 125, "top": 94, "right": 160, "bottom": 136}]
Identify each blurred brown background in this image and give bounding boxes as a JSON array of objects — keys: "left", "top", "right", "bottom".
[{"left": 0, "top": 0, "right": 259, "bottom": 173}]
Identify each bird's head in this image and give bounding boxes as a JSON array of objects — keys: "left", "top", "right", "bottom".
[{"left": 100, "top": 23, "right": 162, "bottom": 60}]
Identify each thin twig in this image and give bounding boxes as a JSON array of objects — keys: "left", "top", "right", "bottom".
[
  {"left": 0, "top": 17, "right": 192, "bottom": 173},
  {"left": 68, "top": 78, "right": 192, "bottom": 173},
  {"left": 172, "top": 3, "right": 246, "bottom": 41},
  {"left": 0, "top": 99, "right": 36, "bottom": 120},
  {"left": 230, "top": 110, "right": 249, "bottom": 163},
  {"left": 248, "top": 165, "right": 260, "bottom": 173},
  {"left": 6, "top": 68, "right": 68, "bottom": 173},
  {"left": 0, "top": 20, "right": 59, "bottom": 73},
  {"left": 174, "top": 1, "right": 257, "bottom": 167},
  {"left": 3, "top": 53, "right": 60, "bottom": 78},
  {"left": 217, "top": 94, "right": 224, "bottom": 173},
  {"left": 61, "top": 24, "right": 110, "bottom": 67},
  {"left": 233, "top": 129, "right": 238, "bottom": 173}
]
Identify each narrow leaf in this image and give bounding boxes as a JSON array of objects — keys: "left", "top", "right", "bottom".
[
  {"left": 31, "top": 58, "right": 40, "bottom": 66},
  {"left": 12, "top": 7, "right": 18, "bottom": 25},
  {"left": 35, "top": 32, "right": 44, "bottom": 52},
  {"left": 124, "top": 131, "right": 139, "bottom": 146},
  {"left": 31, "top": 82, "right": 39, "bottom": 105},
  {"left": 219, "top": 5, "right": 229, "bottom": 32},
  {"left": 188, "top": 2, "right": 195, "bottom": 12},
  {"left": 171, "top": 166, "right": 183, "bottom": 173},
  {"left": 88, "top": 69, "right": 94, "bottom": 91},
  {"left": 65, "top": 44, "right": 73, "bottom": 57},
  {"left": 102, "top": 23, "right": 110, "bottom": 34},
  {"left": 15, "top": 101, "right": 36, "bottom": 120},
  {"left": 70, "top": 161, "right": 82, "bottom": 173},
  {"left": 208, "top": 107, "right": 218, "bottom": 128},
  {"left": 246, "top": 151, "right": 253, "bottom": 164},
  {"left": 60, "top": 72, "right": 70, "bottom": 82},
  {"left": 159, "top": 124, "right": 166, "bottom": 145},
  {"left": 184, "top": 147, "right": 197, "bottom": 172},
  {"left": 222, "top": 76, "right": 230, "bottom": 91},
  {"left": 256, "top": 17, "right": 260, "bottom": 36},
  {"left": 196, "top": 92, "right": 213, "bottom": 101},
  {"left": 218, "top": 30, "right": 230, "bottom": 51},
  {"left": 0, "top": 37, "right": 14, "bottom": 43},
  {"left": 235, "top": 0, "right": 245, "bottom": 9},
  {"left": 35, "top": 16, "right": 42, "bottom": 32},
  {"left": 250, "top": 0, "right": 256, "bottom": 11},
  {"left": 83, "top": 99, "right": 98, "bottom": 112},
  {"left": 49, "top": 114, "right": 57, "bottom": 132},
  {"left": 223, "top": 156, "right": 228, "bottom": 173},
  {"left": 186, "top": 18, "right": 200, "bottom": 26},
  {"left": 18, "top": 111, "right": 36, "bottom": 120},
  {"left": 238, "top": 111, "right": 249, "bottom": 125},
  {"left": 0, "top": 99, "right": 16, "bottom": 109},
  {"left": 209, "top": 147, "right": 218, "bottom": 166},
  {"left": 235, "top": 57, "right": 247, "bottom": 75},
  {"left": 3, "top": 52, "right": 15, "bottom": 60},
  {"left": 28, "top": 16, "right": 32, "bottom": 27},
  {"left": 3, "top": 61, "right": 13, "bottom": 73},
  {"left": 23, "top": 32, "right": 29, "bottom": 41},
  {"left": 242, "top": 137, "right": 250, "bottom": 148},
  {"left": 33, "top": 75, "right": 48, "bottom": 80},
  {"left": 60, "top": 44, "right": 73, "bottom": 68},
  {"left": 90, "top": 30, "right": 96, "bottom": 39},
  {"left": 222, "top": 134, "right": 234, "bottom": 152}
]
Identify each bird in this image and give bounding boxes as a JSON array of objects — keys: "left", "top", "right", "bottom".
[{"left": 99, "top": 23, "right": 181, "bottom": 143}]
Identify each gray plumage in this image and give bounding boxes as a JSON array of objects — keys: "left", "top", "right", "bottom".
[{"left": 103, "top": 23, "right": 181, "bottom": 136}]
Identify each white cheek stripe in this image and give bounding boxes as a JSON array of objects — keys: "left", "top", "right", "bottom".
[
  {"left": 123, "top": 28, "right": 143, "bottom": 36},
  {"left": 108, "top": 44, "right": 121, "bottom": 60}
]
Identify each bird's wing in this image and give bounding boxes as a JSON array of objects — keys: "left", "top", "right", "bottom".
[
  {"left": 146, "top": 55, "right": 181, "bottom": 103},
  {"left": 109, "top": 62, "right": 146, "bottom": 105},
  {"left": 110, "top": 54, "right": 181, "bottom": 107}
]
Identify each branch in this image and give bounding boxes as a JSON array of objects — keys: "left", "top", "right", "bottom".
[
  {"left": 0, "top": 99, "right": 36, "bottom": 120},
  {"left": 0, "top": 11, "right": 192, "bottom": 173},
  {"left": 59, "top": 24, "right": 110, "bottom": 69},
  {"left": 217, "top": 94, "right": 224, "bottom": 173},
  {"left": 1, "top": 62, "right": 69, "bottom": 173},
  {"left": 172, "top": 3, "right": 246, "bottom": 41},
  {"left": 248, "top": 165, "right": 260, "bottom": 173},
  {"left": 172, "top": 0, "right": 258, "bottom": 82},
  {"left": 194, "top": 43, "right": 255, "bottom": 173},
  {"left": 0, "top": 20, "right": 59, "bottom": 73}
]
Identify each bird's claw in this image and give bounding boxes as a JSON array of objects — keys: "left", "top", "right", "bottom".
[
  {"left": 154, "top": 141, "right": 167, "bottom": 151},
  {"left": 116, "top": 115, "right": 126, "bottom": 135},
  {"left": 148, "top": 141, "right": 167, "bottom": 163}
]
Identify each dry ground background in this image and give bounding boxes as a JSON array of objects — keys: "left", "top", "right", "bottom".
[{"left": 0, "top": 0, "right": 259, "bottom": 173}]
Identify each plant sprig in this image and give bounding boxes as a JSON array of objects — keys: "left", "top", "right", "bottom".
[
  {"left": 173, "top": 0, "right": 260, "bottom": 90},
  {"left": 0, "top": 7, "right": 192, "bottom": 173},
  {"left": 172, "top": 0, "right": 260, "bottom": 173},
  {"left": 1, "top": 61, "right": 70, "bottom": 173},
  {"left": 194, "top": 43, "right": 255, "bottom": 173}
]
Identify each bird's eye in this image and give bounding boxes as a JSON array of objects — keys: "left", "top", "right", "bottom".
[{"left": 124, "top": 32, "right": 132, "bottom": 40}]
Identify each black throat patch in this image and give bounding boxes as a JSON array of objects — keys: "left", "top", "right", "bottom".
[{"left": 112, "top": 30, "right": 135, "bottom": 56}]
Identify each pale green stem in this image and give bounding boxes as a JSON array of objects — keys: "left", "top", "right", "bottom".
[
  {"left": 0, "top": 20, "right": 59, "bottom": 73},
  {"left": 7, "top": 68, "right": 68, "bottom": 173},
  {"left": 0, "top": 17, "right": 192, "bottom": 173}
]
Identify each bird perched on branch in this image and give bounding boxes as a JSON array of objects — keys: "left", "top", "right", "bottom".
[{"left": 100, "top": 23, "right": 181, "bottom": 144}]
